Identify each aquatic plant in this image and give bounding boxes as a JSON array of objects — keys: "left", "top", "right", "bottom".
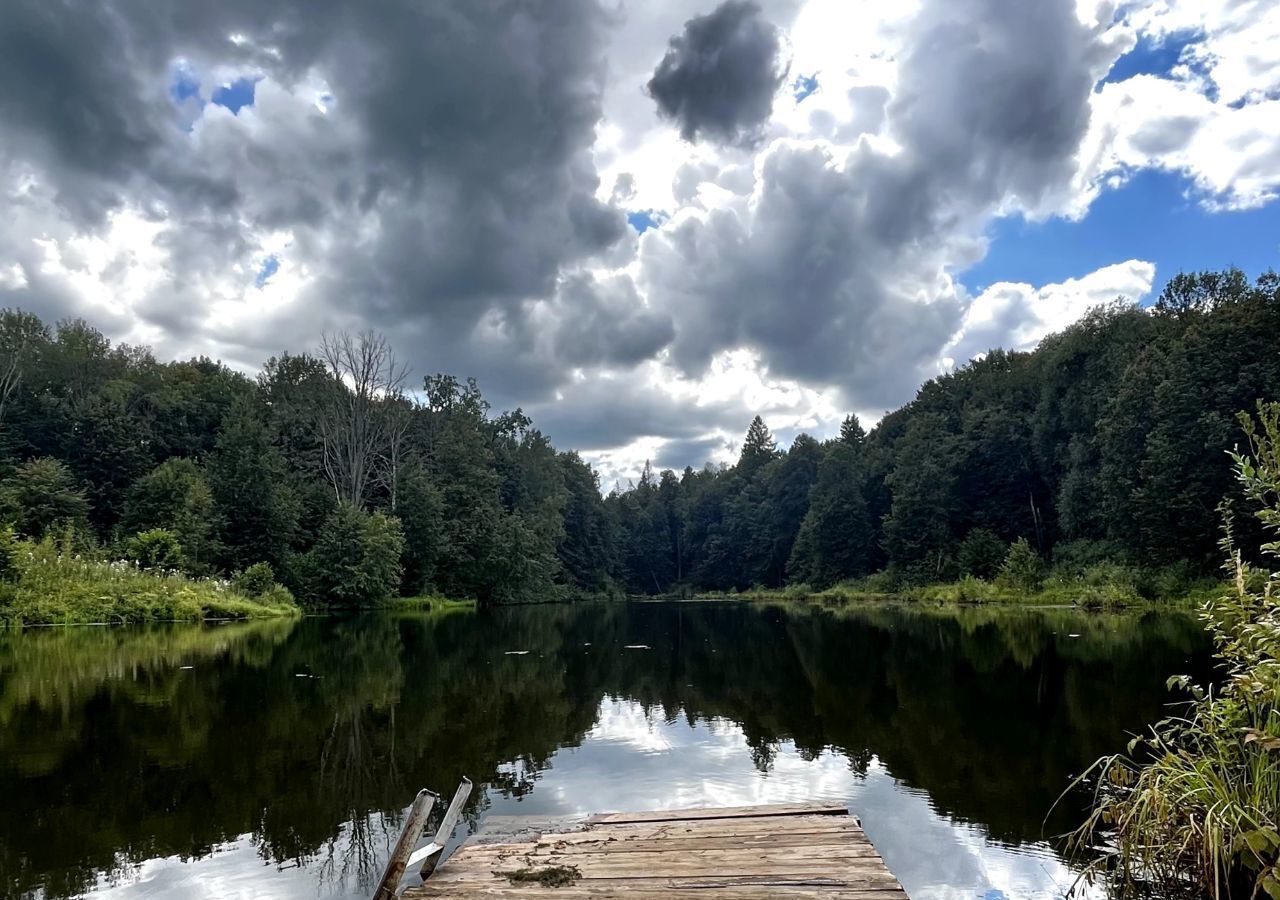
[{"left": 1072, "top": 402, "right": 1280, "bottom": 898}]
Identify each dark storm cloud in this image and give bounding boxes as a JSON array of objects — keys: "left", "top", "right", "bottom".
[
  {"left": 547, "top": 273, "right": 675, "bottom": 368},
  {"left": 646, "top": 0, "right": 790, "bottom": 146},
  {"left": 639, "top": 0, "right": 1127, "bottom": 410},
  {"left": 0, "top": 0, "right": 1140, "bottom": 464},
  {"left": 525, "top": 374, "right": 750, "bottom": 452},
  {"left": 0, "top": 0, "right": 632, "bottom": 377},
  {"left": 653, "top": 435, "right": 734, "bottom": 471}
]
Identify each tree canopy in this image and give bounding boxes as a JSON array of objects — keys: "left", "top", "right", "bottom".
[{"left": 0, "top": 267, "right": 1275, "bottom": 603}]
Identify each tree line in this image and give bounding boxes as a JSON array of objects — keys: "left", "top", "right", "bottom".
[
  {"left": 0, "top": 320, "right": 601, "bottom": 605},
  {"left": 0, "top": 266, "right": 1275, "bottom": 604},
  {"left": 606, "top": 268, "right": 1280, "bottom": 593}
]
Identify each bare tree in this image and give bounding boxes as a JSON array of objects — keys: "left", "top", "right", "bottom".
[
  {"left": 376, "top": 393, "right": 413, "bottom": 511},
  {"left": 0, "top": 310, "right": 43, "bottom": 430},
  {"left": 317, "top": 331, "right": 410, "bottom": 507}
]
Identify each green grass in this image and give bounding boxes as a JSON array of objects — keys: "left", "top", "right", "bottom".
[
  {"left": 387, "top": 594, "right": 477, "bottom": 613},
  {"left": 0, "top": 538, "right": 299, "bottom": 627},
  {"left": 1068, "top": 570, "right": 1280, "bottom": 898},
  {"left": 706, "top": 570, "right": 1220, "bottom": 609}
]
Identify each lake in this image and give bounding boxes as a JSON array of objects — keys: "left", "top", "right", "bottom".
[{"left": 0, "top": 601, "right": 1212, "bottom": 900}]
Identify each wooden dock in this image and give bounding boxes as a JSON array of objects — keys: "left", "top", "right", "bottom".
[{"left": 402, "top": 801, "right": 909, "bottom": 899}]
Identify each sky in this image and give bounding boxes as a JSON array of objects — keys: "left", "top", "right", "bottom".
[{"left": 0, "top": 0, "right": 1277, "bottom": 487}]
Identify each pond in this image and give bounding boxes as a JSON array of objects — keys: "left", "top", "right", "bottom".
[{"left": 0, "top": 601, "right": 1213, "bottom": 900}]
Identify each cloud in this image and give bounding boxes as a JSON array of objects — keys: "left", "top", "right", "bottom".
[
  {"left": 0, "top": 0, "right": 1277, "bottom": 484},
  {"left": 637, "top": 0, "right": 1129, "bottom": 412},
  {"left": 1078, "top": 75, "right": 1280, "bottom": 211},
  {"left": 647, "top": 1, "right": 791, "bottom": 146},
  {"left": 943, "top": 260, "right": 1156, "bottom": 366},
  {"left": 0, "top": 0, "right": 628, "bottom": 371},
  {"left": 1064, "top": 1, "right": 1280, "bottom": 213}
]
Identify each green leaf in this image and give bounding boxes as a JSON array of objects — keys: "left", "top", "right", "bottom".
[{"left": 1261, "top": 873, "right": 1280, "bottom": 900}]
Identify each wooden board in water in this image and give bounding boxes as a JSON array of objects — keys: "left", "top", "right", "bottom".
[{"left": 402, "top": 802, "right": 909, "bottom": 899}]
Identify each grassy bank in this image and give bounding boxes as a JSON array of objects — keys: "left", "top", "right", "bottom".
[
  {"left": 0, "top": 538, "right": 299, "bottom": 627},
  {"left": 702, "top": 566, "right": 1222, "bottom": 609},
  {"left": 387, "top": 595, "right": 477, "bottom": 613}
]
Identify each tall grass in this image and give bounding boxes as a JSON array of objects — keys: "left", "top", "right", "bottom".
[
  {"left": 726, "top": 564, "right": 1218, "bottom": 609},
  {"left": 1071, "top": 402, "right": 1280, "bottom": 899},
  {"left": 0, "top": 536, "right": 299, "bottom": 626}
]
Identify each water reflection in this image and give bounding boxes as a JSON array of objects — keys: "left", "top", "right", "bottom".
[{"left": 0, "top": 602, "right": 1212, "bottom": 900}]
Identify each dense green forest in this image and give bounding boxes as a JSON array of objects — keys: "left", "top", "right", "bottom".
[{"left": 0, "top": 267, "right": 1275, "bottom": 608}]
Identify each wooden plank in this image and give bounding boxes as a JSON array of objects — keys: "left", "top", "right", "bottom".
[
  {"left": 534, "top": 831, "right": 868, "bottom": 854},
  {"left": 586, "top": 803, "right": 848, "bottom": 825},
  {"left": 407, "top": 890, "right": 907, "bottom": 899},
  {"left": 406, "top": 878, "right": 906, "bottom": 898},
  {"left": 370, "top": 788, "right": 437, "bottom": 900},
  {"left": 505, "top": 844, "right": 886, "bottom": 865},
  {"left": 430, "top": 854, "right": 892, "bottom": 882},
  {"left": 419, "top": 777, "right": 475, "bottom": 877},
  {"left": 411, "top": 802, "right": 907, "bottom": 899},
  {"left": 538, "top": 818, "right": 867, "bottom": 846}
]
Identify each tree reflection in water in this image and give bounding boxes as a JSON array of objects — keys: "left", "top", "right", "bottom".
[{"left": 0, "top": 602, "right": 1212, "bottom": 899}]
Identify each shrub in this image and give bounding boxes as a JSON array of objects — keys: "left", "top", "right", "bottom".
[
  {"left": 233, "top": 561, "right": 277, "bottom": 597},
  {"left": 859, "top": 570, "right": 902, "bottom": 594},
  {"left": 0, "top": 458, "right": 90, "bottom": 539},
  {"left": 256, "top": 583, "right": 296, "bottom": 608},
  {"left": 957, "top": 529, "right": 1008, "bottom": 579},
  {"left": 123, "top": 529, "right": 185, "bottom": 571},
  {"left": 302, "top": 503, "right": 405, "bottom": 607},
  {"left": 997, "top": 537, "right": 1043, "bottom": 592},
  {"left": 0, "top": 526, "right": 16, "bottom": 582},
  {"left": 122, "top": 458, "right": 216, "bottom": 572},
  {"left": 1051, "top": 538, "right": 1129, "bottom": 574}
]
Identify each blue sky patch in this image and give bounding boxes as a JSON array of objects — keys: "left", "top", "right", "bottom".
[
  {"left": 1103, "top": 32, "right": 1193, "bottom": 84},
  {"left": 212, "top": 77, "right": 260, "bottom": 114},
  {"left": 793, "top": 74, "right": 819, "bottom": 103},
  {"left": 255, "top": 255, "right": 280, "bottom": 288},
  {"left": 962, "top": 169, "right": 1280, "bottom": 301},
  {"left": 628, "top": 210, "right": 668, "bottom": 234},
  {"left": 169, "top": 68, "right": 201, "bottom": 104}
]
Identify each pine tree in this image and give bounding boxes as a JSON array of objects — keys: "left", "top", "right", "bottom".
[
  {"left": 739, "top": 416, "right": 777, "bottom": 474},
  {"left": 839, "top": 414, "right": 866, "bottom": 446}
]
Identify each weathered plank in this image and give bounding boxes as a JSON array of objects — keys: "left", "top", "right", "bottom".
[
  {"left": 586, "top": 802, "right": 848, "bottom": 825},
  {"left": 403, "top": 802, "right": 906, "bottom": 899},
  {"left": 409, "top": 884, "right": 908, "bottom": 899},
  {"left": 415, "top": 778, "right": 475, "bottom": 877},
  {"left": 537, "top": 818, "right": 867, "bottom": 846},
  {"left": 371, "top": 788, "right": 437, "bottom": 900},
  {"left": 409, "top": 887, "right": 908, "bottom": 899},
  {"left": 535, "top": 831, "right": 868, "bottom": 853}
]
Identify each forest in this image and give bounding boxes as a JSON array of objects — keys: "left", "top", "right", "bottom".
[{"left": 0, "top": 266, "right": 1276, "bottom": 610}]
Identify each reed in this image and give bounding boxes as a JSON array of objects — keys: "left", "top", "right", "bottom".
[{"left": 1071, "top": 402, "right": 1280, "bottom": 899}]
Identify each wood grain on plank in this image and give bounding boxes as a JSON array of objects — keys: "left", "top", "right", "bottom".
[
  {"left": 405, "top": 802, "right": 907, "bottom": 899},
  {"left": 539, "top": 816, "right": 867, "bottom": 844},
  {"left": 586, "top": 803, "right": 849, "bottom": 825},
  {"left": 407, "top": 887, "right": 907, "bottom": 899},
  {"left": 533, "top": 832, "right": 869, "bottom": 853}
]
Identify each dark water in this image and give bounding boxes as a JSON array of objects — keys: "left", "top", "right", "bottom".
[{"left": 0, "top": 601, "right": 1213, "bottom": 900}]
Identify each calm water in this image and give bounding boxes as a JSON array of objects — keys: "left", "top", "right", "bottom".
[{"left": 0, "top": 601, "right": 1212, "bottom": 900}]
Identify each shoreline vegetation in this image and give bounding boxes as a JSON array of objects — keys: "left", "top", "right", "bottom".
[
  {"left": 697, "top": 576, "right": 1221, "bottom": 609},
  {"left": 0, "top": 535, "right": 298, "bottom": 627},
  {"left": 1071, "top": 402, "right": 1280, "bottom": 898},
  {"left": 0, "top": 270, "right": 1275, "bottom": 621},
  {"left": 388, "top": 595, "right": 477, "bottom": 613}
]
